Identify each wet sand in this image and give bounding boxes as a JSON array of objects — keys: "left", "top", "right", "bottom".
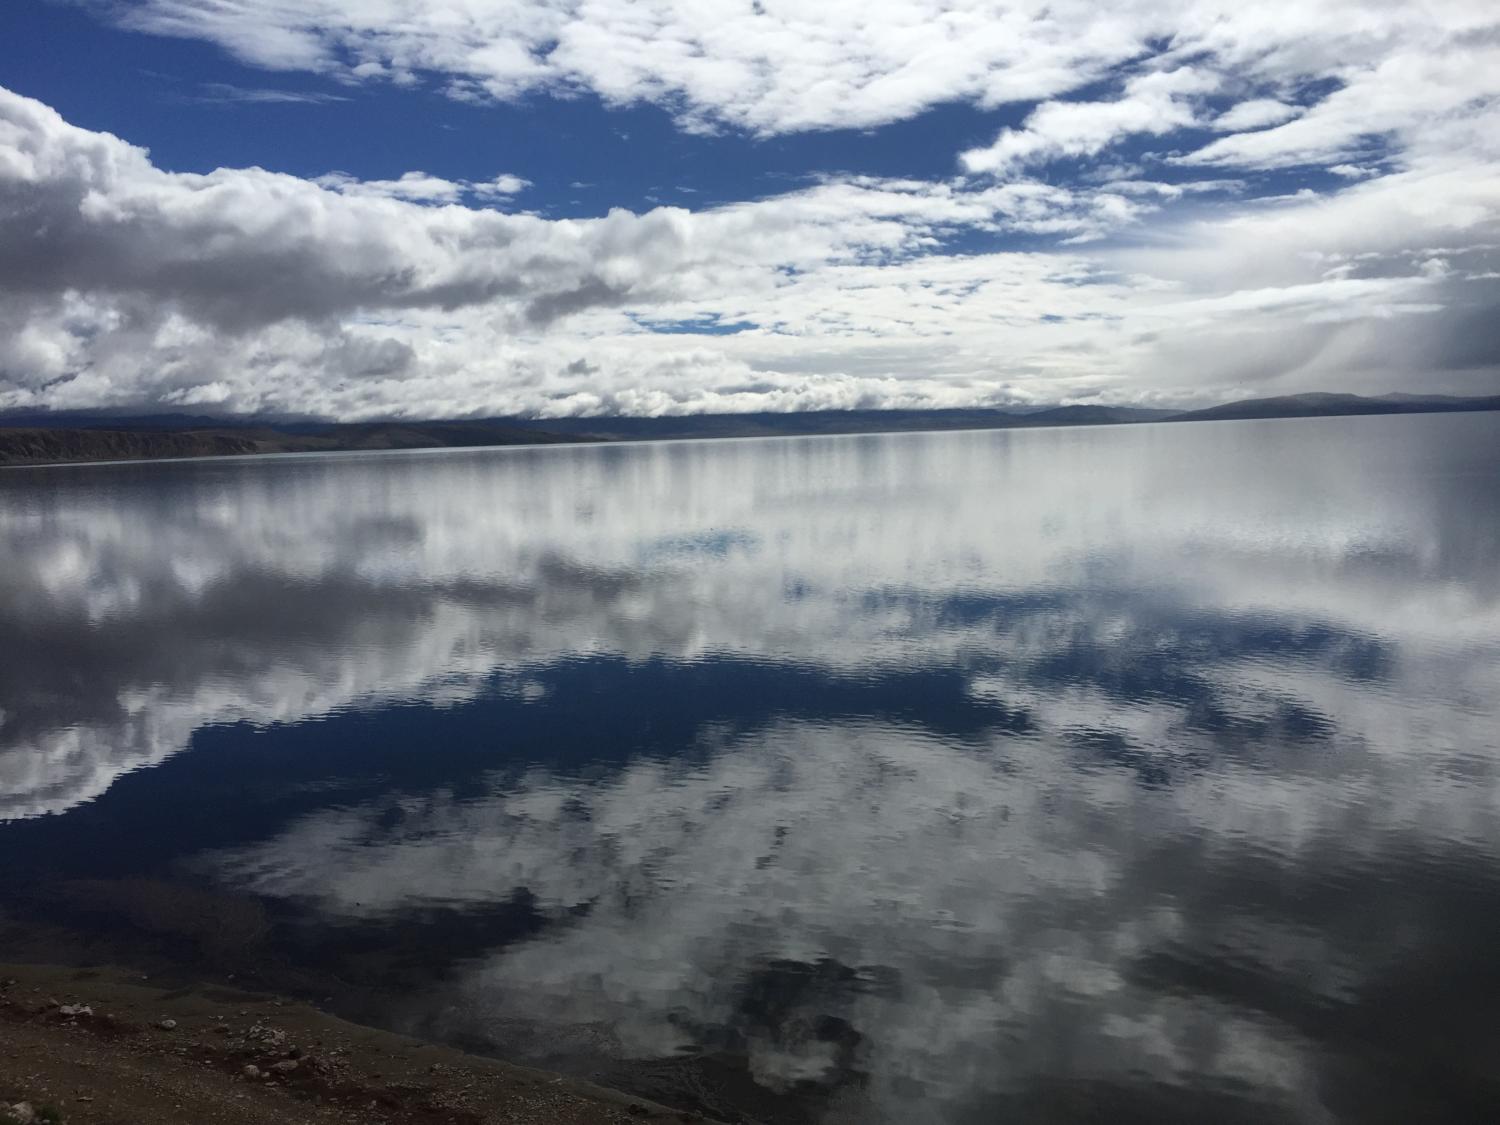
[{"left": 0, "top": 963, "right": 716, "bottom": 1125}]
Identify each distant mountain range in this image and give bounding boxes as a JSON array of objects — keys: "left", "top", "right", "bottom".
[
  {"left": 0, "top": 420, "right": 576, "bottom": 467},
  {"left": 2, "top": 392, "right": 1497, "bottom": 467},
  {"left": 1163, "top": 391, "right": 1500, "bottom": 423}
]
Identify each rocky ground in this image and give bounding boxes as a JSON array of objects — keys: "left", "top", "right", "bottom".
[{"left": 0, "top": 963, "right": 715, "bottom": 1125}]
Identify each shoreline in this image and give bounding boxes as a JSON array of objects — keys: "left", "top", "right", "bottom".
[
  {"left": 0, "top": 962, "right": 718, "bottom": 1125},
  {"left": 0, "top": 885, "right": 804, "bottom": 1124},
  {"left": 5, "top": 398, "right": 1497, "bottom": 469}
]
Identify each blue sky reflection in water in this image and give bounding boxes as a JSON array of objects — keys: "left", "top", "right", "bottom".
[{"left": 2, "top": 414, "right": 1500, "bottom": 1122}]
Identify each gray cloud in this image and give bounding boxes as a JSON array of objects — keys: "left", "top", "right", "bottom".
[{"left": 0, "top": 90, "right": 703, "bottom": 330}]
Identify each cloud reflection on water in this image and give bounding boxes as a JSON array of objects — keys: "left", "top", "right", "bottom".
[{"left": 2, "top": 415, "right": 1499, "bottom": 1121}]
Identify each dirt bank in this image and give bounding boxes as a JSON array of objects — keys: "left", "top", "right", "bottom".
[{"left": 0, "top": 963, "right": 715, "bottom": 1125}]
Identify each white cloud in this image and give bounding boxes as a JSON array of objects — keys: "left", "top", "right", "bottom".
[
  {"left": 101, "top": 0, "right": 1499, "bottom": 149},
  {"left": 314, "top": 169, "right": 531, "bottom": 203},
  {"left": 961, "top": 67, "right": 1218, "bottom": 176},
  {"left": 1213, "top": 98, "right": 1300, "bottom": 132},
  {"left": 1179, "top": 42, "right": 1500, "bottom": 171},
  {"left": 315, "top": 169, "right": 468, "bottom": 202},
  {"left": 1, "top": 81, "right": 1498, "bottom": 419},
  {"left": 471, "top": 172, "right": 531, "bottom": 198}
]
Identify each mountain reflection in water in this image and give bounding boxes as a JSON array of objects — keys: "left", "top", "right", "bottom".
[{"left": 2, "top": 413, "right": 1499, "bottom": 1123}]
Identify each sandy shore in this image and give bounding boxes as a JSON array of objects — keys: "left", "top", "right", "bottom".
[{"left": 0, "top": 963, "right": 716, "bottom": 1125}]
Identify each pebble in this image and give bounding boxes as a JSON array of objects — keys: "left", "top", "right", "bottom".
[
  {"left": 158, "top": 1018, "right": 178, "bottom": 1030},
  {"left": 270, "top": 1059, "right": 299, "bottom": 1074},
  {"left": 58, "top": 1003, "right": 93, "bottom": 1017},
  {"left": 8, "top": 1103, "right": 35, "bottom": 1125},
  {"left": 242, "top": 1064, "right": 263, "bottom": 1080}
]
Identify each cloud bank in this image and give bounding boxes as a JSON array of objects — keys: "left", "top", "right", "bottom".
[{"left": 1, "top": 0, "right": 1499, "bottom": 417}]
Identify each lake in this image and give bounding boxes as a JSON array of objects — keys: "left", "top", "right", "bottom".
[{"left": 2, "top": 413, "right": 1499, "bottom": 1123}]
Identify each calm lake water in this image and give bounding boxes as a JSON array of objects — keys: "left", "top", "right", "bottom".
[{"left": 3, "top": 413, "right": 1500, "bottom": 1123}]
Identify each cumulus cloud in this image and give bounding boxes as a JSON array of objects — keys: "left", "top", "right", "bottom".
[
  {"left": 2, "top": 52, "right": 1499, "bottom": 418},
  {"left": 0, "top": 86, "right": 763, "bottom": 334},
  {"left": 470, "top": 172, "right": 531, "bottom": 198}
]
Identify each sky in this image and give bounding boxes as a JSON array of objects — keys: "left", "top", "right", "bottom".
[{"left": 0, "top": 0, "right": 1498, "bottom": 420}]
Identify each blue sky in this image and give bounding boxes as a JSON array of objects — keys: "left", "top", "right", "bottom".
[
  {"left": 2, "top": 2, "right": 1023, "bottom": 213},
  {"left": 0, "top": 0, "right": 1497, "bottom": 418}
]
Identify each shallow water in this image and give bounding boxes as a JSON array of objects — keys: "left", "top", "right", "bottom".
[{"left": 3, "top": 413, "right": 1500, "bottom": 1122}]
